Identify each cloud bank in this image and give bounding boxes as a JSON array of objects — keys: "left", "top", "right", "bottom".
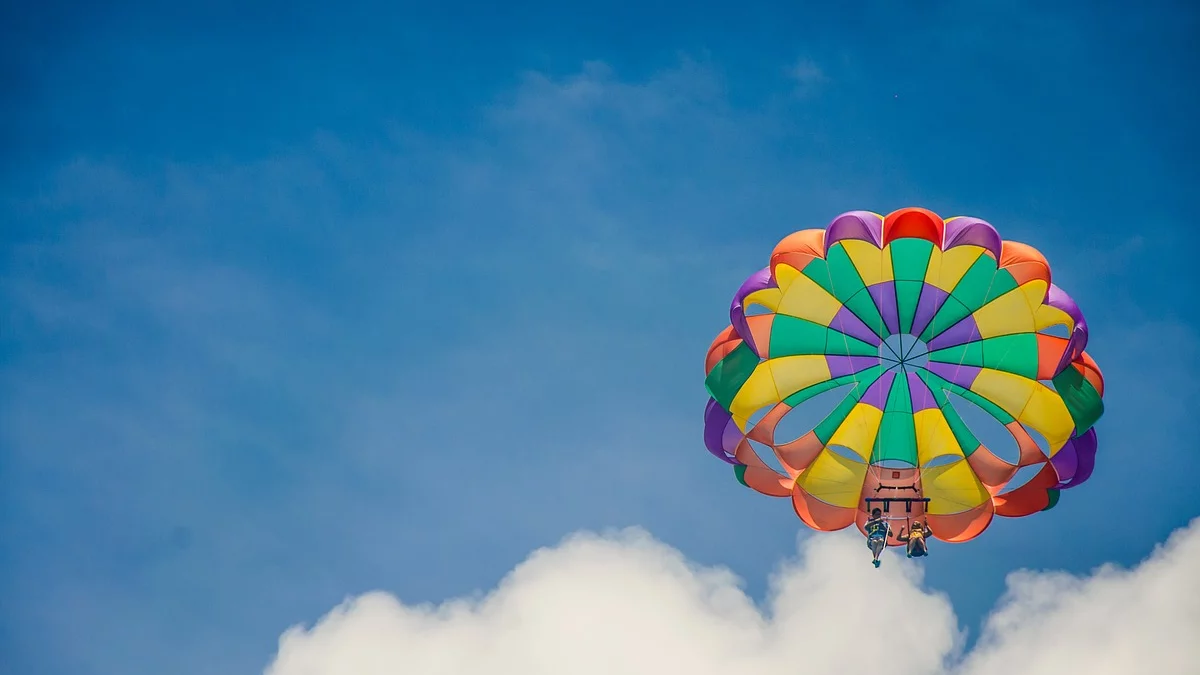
[{"left": 266, "top": 518, "right": 1200, "bottom": 675}]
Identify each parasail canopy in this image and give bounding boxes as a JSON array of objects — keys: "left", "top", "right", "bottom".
[{"left": 703, "top": 208, "right": 1104, "bottom": 545}]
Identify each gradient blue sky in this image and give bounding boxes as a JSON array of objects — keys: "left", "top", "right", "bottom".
[{"left": 3, "top": 1, "right": 1198, "bottom": 673}]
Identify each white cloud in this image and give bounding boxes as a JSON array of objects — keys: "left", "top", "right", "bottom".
[
  {"left": 959, "top": 517, "right": 1200, "bottom": 675},
  {"left": 265, "top": 518, "right": 1200, "bottom": 675}
]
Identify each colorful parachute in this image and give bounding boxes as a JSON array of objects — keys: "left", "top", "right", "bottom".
[{"left": 703, "top": 208, "right": 1104, "bottom": 545}]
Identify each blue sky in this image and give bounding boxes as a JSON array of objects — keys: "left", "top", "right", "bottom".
[{"left": 3, "top": 1, "right": 1198, "bottom": 673}]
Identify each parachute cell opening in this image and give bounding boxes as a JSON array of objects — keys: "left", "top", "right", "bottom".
[
  {"left": 998, "top": 463, "right": 1046, "bottom": 495},
  {"left": 946, "top": 392, "right": 1021, "bottom": 465},
  {"left": 774, "top": 383, "right": 858, "bottom": 444},
  {"left": 1039, "top": 323, "right": 1071, "bottom": 338}
]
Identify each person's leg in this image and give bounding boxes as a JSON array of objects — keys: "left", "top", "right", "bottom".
[
  {"left": 906, "top": 539, "right": 925, "bottom": 558},
  {"left": 869, "top": 536, "right": 884, "bottom": 566}
]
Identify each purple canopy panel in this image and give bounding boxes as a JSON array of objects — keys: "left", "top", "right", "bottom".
[
  {"left": 1046, "top": 283, "right": 1090, "bottom": 374},
  {"left": 832, "top": 306, "right": 883, "bottom": 346},
  {"left": 1057, "top": 428, "right": 1098, "bottom": 489},
  {"left": 927, "top": 315, "right": 982, "bottom": 351},
  {"left": 868, "top": 282, "right": 900, "bottom": 336},
  {"left": 704, "top": 398, "right": 738, "bottom": 463},
  {"left": 942, "top": 217, "right": 1003, "bottom": 259},
  {"left": 827, "top": 355, "right": 882, "bottom": 378},
  {"left": 1049, "top": 435, "right": 1080, "bottom": 486},
  {"left": 722, "top": 413, "right": 746, "bottom": 453},
  {"left": 824, "top": 211, "right": 883, "bottom": 253},
  {"left": 728, "top": 267, "right": 775, "bottom": 357},
  {"left": 911, "top": 285, "right": 950, "bottom": 338}
]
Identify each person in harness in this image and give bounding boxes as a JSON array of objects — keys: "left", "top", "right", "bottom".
[
  {"left": 864, "top": 508, "right": 891, "bottom": 568},
  {"left": 897, "top": 520, "right": 933, "bottom": 558}
]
